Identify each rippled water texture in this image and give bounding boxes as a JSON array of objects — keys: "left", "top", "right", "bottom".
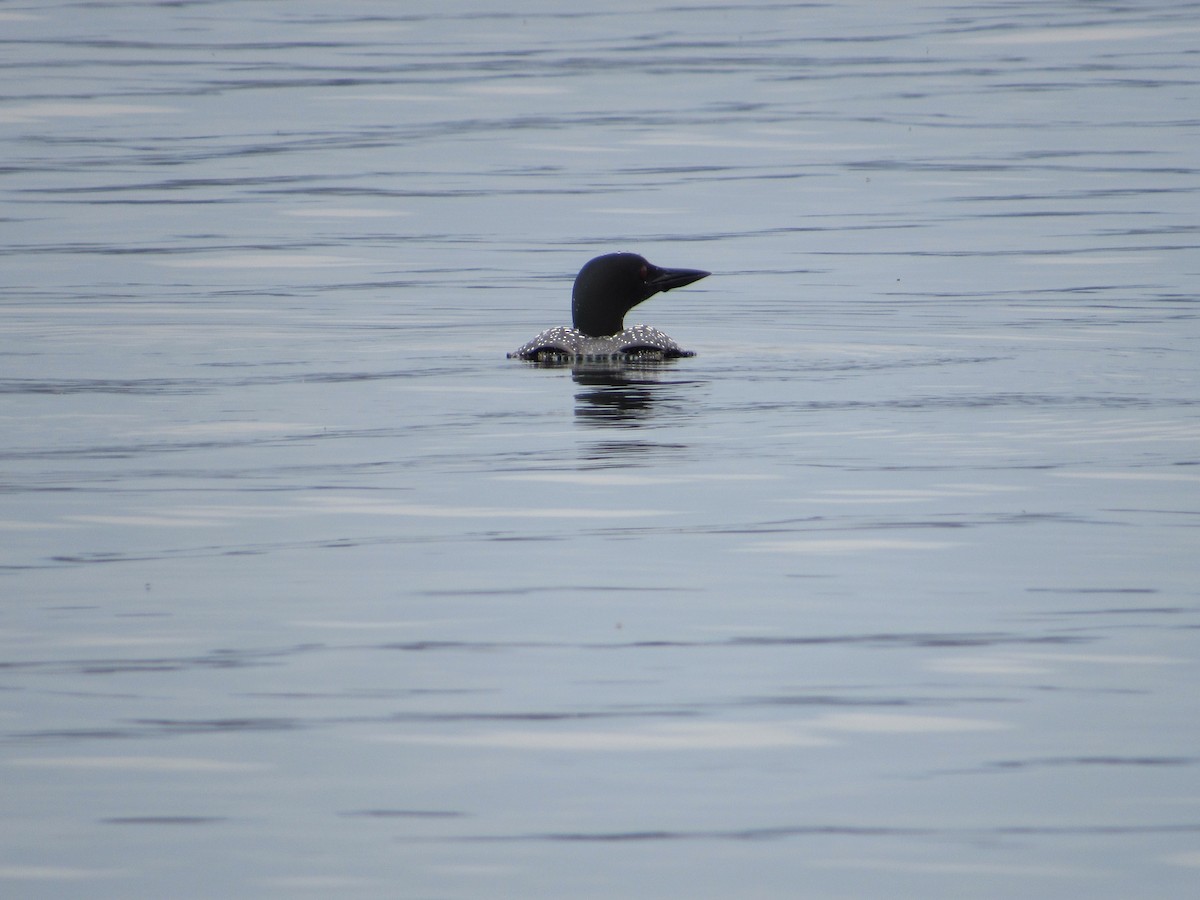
[{"left": 2, "top": 2, "right": 1198, "bottom": 897}]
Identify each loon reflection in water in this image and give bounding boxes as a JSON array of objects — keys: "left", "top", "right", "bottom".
[{"left": 509, "top": 253, "right": 709, "bottom": 362}]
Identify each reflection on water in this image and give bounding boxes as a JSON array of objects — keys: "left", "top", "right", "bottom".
[
  {"left": 572, "top": 363, "right": 701, "bottom": 427},
  {"left": 2, "top": 1, "right": 1198, "bottom": 898}
]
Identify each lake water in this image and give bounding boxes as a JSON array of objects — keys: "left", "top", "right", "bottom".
[{"left": 2, "top": 1, "right": 1198, "bottom": 897}]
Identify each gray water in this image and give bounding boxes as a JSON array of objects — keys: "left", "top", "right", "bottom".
[{"left": 2, "top": 1, "right": 1199, "bottom": 897}]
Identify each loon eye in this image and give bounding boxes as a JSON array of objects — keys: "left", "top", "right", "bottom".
[{"left": 640, "top": 264, "right": 649, "bottom": 280}]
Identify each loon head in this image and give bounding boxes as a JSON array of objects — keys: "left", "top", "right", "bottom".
[{"left": 571, "top": 252, "right": 709, "bottom": 338}]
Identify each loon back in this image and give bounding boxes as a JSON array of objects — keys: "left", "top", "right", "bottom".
[{"left": 508, "top": 324, "right": 696, "bottom": 363}]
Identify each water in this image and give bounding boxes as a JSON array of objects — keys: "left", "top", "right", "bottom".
[{"left": 2, "top": 1, "right": 1198, "bottom": 897}]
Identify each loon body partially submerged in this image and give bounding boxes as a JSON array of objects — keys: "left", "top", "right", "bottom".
[{"left": 509, "top": 253, "right": 709, "bottom": 362}]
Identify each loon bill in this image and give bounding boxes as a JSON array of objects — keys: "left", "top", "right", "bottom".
[{"left": 508, "top": 252, "right": 709, "bottom": 362}]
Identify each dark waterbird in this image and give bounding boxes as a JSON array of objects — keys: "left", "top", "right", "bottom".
[{"left": 508, "top": 252, "right": 709, "bottom": 362}]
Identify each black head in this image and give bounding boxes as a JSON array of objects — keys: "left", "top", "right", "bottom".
[{"left": 571, "top": 252, "right": 709, "bottom": 338}]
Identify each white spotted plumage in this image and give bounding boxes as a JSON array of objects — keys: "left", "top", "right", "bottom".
[{"left": 508, "top": 324, "right": 694, "bottom": 361}]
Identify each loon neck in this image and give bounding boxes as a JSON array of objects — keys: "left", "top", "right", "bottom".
[{"left": 571, "top": 303, "right": 625, "bottom": 338}]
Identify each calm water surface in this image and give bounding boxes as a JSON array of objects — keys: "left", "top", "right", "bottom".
[{"left": 2, "top": 1, "right": 1199, "bottom": 897}]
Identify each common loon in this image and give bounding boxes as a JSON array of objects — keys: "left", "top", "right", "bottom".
[{"left": 508, "top": 252, "right": 709, "bottom": 362}]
